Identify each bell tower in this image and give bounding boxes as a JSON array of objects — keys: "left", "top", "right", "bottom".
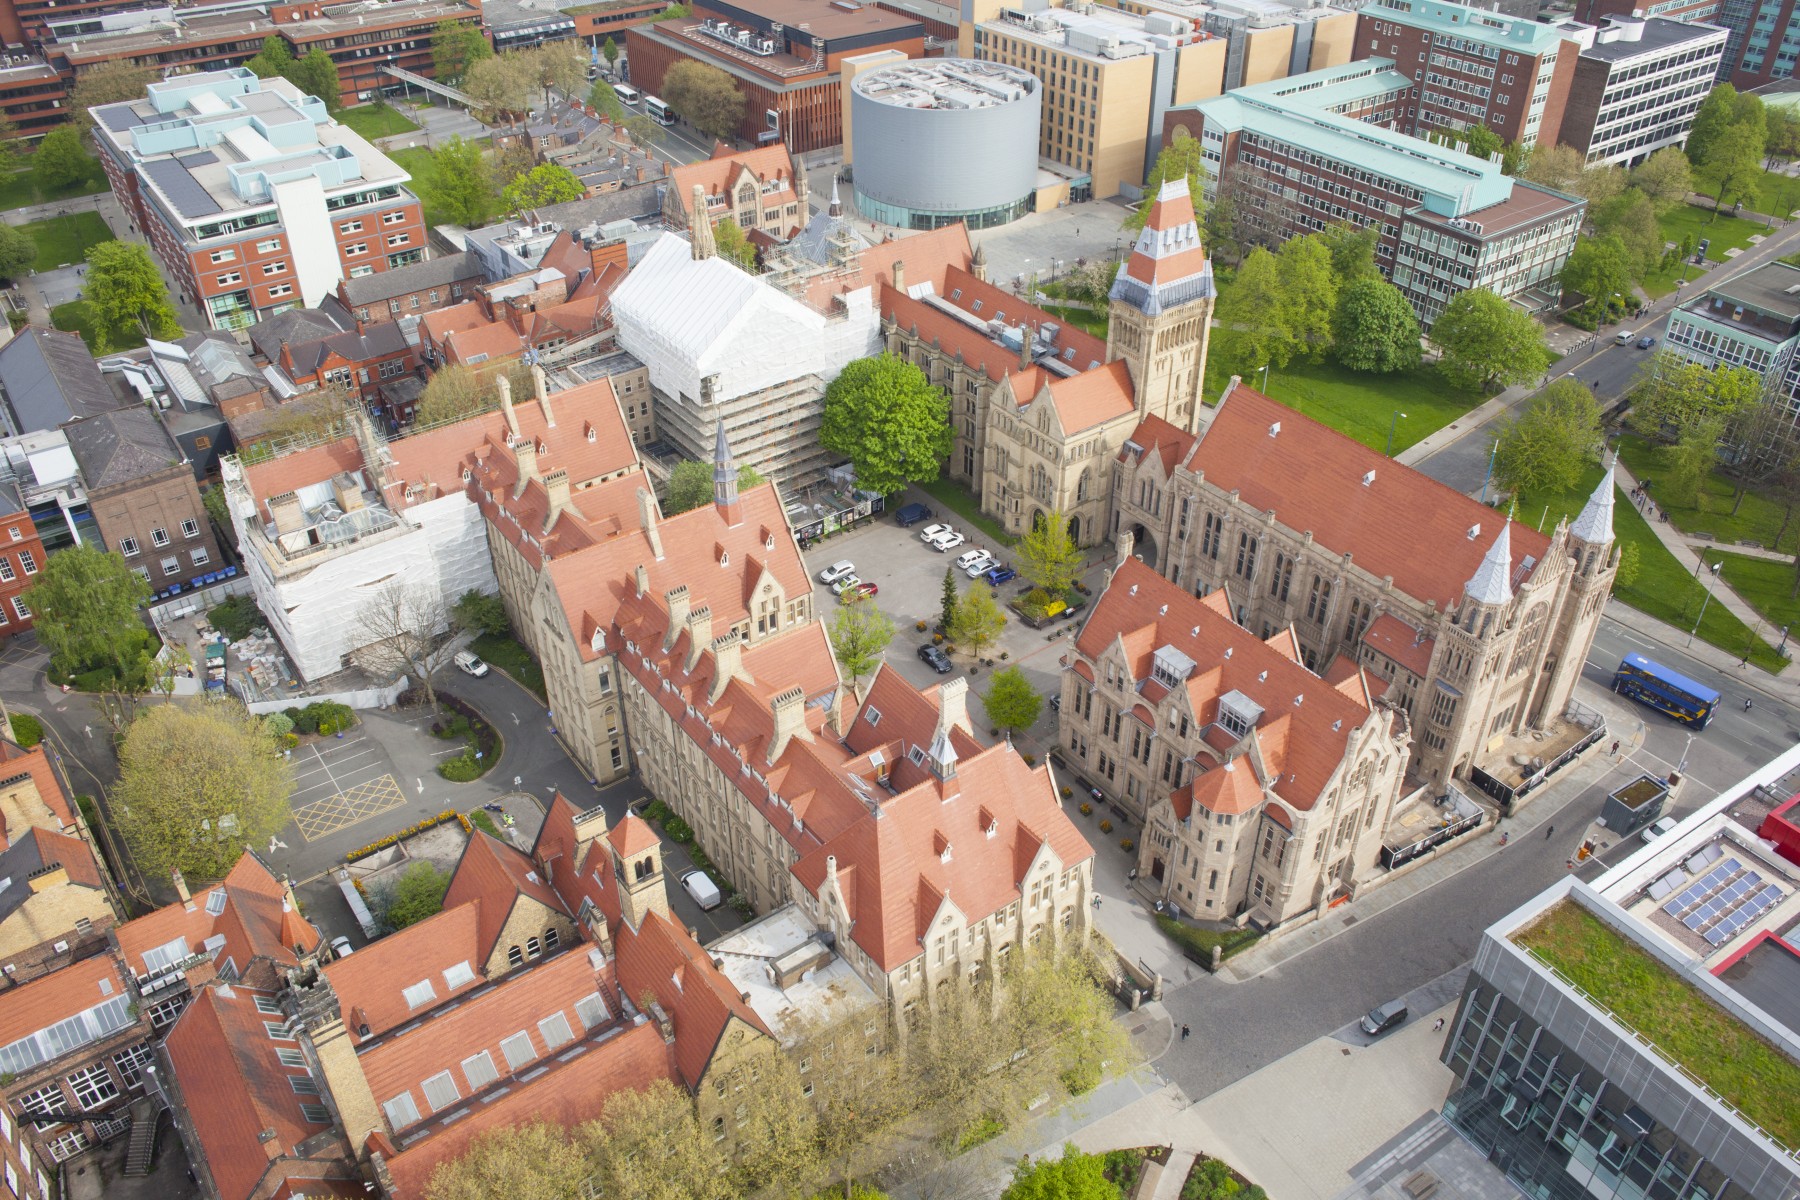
[{"left": 1106, "top": 176, "right": 1217, "bottom": 433}]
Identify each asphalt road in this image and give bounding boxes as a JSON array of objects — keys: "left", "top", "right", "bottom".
[{"left": 1151, "top": 607, "right": 1797, "bottom": 1102}]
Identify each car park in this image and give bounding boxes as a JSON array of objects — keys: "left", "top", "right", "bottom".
[
  {"left": 919, "top": 523, "right": 953, "bottom": 543},
  {"left": 838, "top": 581, "right": 879, "bottom": 603},
  {"left": 894, "top": 502, "right": 932, "bottom": 527},
  {"left": 829, "top": 574, "right": 862, "bottom": 595},
  {"left": 1359, "top": 1000, "right": 1408, "bottom": 1037},
  {"left": 964, "top": 555, "right": 999, "bottom": 578},
  {"left": 927, "top": 529, "right": 966, "bottom": 552},
  {"left": 819, "top": 560, "right": 856, "bottom": 584},
  {"left": 453, "top": 650, "right": 489, "bottom": 676},
  {"left": 918, "top": 644, "right": 953, "bottom": 673},
  {"left": 1641, "top": 815, "right": 1680, "bottom": 844},
  {"left": 981, "top": 565, "right": 1017, "bottom": 587}
]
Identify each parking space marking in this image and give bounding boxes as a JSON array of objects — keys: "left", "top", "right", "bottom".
[{"left": 291, "top": 774, "right": 407, "bottom": 842}]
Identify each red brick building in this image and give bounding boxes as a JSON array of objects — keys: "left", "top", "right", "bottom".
[{"left": 0, "top": 485, "right": 45, "bottom": 634}]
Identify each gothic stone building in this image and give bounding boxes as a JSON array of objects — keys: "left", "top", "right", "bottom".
[
  {"left": 1107, "top": 383, "right": 1619, "bottom": 786},
  {"left": 1068, "top": 557, "right": 1411, "bottom": 926},
  {"left": 880, "top": 177, "right": 1215, "bottom": 545}
]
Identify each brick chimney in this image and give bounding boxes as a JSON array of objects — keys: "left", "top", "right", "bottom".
[
  {"left": 267, "top": 492, "right": 305, "bottom": 535},
  {"left": 636, "top": 487, "right": 663, "bottom": 560},
  {"left": 766, "top": 686, "right": 811, "bottom": 764},
  {"left": 171, "top": 867, "right": 191, "bottom": 903},
  {"left": 532, "top": 363, "right": 554, "bottom": 427},
  {"left": 542, "top": 468, "right": 572, "bottom": 535},
  {"left": 663, "top": 585, "right": 690, "bottom": 651},
  {"left": 892, "top": 259, "right": 905, "bottom": 294},
  {"left": 684, "top": 604, "right": 713, "bottom": 673},
  {"left": 709, "top": 631, "right": 743, "bottom": 703},
  {"left": 497, "top": 370, "right": 520, "bottom": 439},
  {"left": 512, "top": 437, "right": 539, "bottom": 497}
]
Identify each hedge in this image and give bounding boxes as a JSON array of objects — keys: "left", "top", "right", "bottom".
[
  {"left": 9, "top": 714, "right": 42, "bottom": 748},
  {"left": 345, "top": 809, "right": 471, "bottom": 862},
  {"left": 1155, "top": 914, "right": 1262, "bottom": 969}
]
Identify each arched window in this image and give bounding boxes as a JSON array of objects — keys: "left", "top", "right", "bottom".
[
  {"left": 1076, "top": 469, "right": 1091, "bottom": 502},
  {"left": 508, "top": 945, "right": 524, "bottom": 967},
  {"left": 711, "top": 1115, "right": 726, "bottom": 1142},
  {"left": 634, "top": 856, "right": 654, "bottom": 882}
]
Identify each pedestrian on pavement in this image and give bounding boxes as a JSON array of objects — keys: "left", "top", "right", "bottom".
[
  {"left": 1499, "top": 832, "right": 1509, "bottom": 847},
  {"left": 1432, "top": 1017, "right": 1446, "bottom": 1033},
  {"left": 1610, "top": 740, "right": 1620, "bottom": 757},
  {"left": 1181, "top": 1024, "right": 1191, "bottom": 1041},
  {"left": 1546, "top": 824, "right": 1555, "bottom": 839},
  {"left": 1745, "top": 697, "right": 1754, "bottom": 711}
]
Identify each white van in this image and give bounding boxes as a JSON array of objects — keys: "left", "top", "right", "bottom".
[
  {"left": 681, "top": 869, "right": 722, "bottom": 910},
  {"left": 1615, "top": 329, "right": 1636, "bottom": 345},
  {"left": 453, "top": 650, "right": 489, "bottom": 677}
]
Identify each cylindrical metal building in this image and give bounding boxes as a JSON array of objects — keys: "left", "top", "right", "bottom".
[{"left": 849, "top": 59, "right": 1042, "bottom": 231}]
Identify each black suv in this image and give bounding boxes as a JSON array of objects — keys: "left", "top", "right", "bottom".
[{"left": 917, "top": 644, "right": 953, "bottom": 674}]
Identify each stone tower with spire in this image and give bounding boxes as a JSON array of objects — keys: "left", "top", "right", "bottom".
[
  {"left": 712, "top": 418, "right": 742, "bottom": 526},
  {"left": 690, "top": 184, "right": 717, "bottom": 261},
  {"left": 1106, "top": 176, "right": 1217, "bottom": 433},
  {"left": 1536, "top": 461, "right": 1621, "bottom": 726}
]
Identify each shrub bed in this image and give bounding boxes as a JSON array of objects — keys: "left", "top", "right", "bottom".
[
  {"left": 346, "top": 809, "right": 472, "bottom": 863},
  {"left": 428, "top": 693, "right": 501, "bottom": 781},
  {"left": 208, "top": 594, "right": 264, "bottom": 640},
  {"left": 283, "top": 700, "right": 357, "bottom": 737},
  {"left": 1156, "top": 914, "right": 1262, "bottom": 970},
  {"left": 1182, "top": 1154, "right": 1266, "bottom": 1200},
  {"left": 8, "top": 714, "right": 42, "bottom": 748}
]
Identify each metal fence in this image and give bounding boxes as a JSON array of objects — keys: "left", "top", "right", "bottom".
[{"left": 1468, "top": 701, "right": 1608, "bottom": 813}]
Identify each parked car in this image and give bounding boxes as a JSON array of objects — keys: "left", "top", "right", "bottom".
[
  {"left": 918, "top": 644, "right": 953, "bottom": 673},
  {"left": 819, "top": 559, "right": 856, "bottom": 585},
  {"left": 919, "top": 523, "right": 953, "bottom": 543},
  {"left": 1641, "top": 815, "right": 1680, "bottom": 844},
  {"left": 829, "top": 574, "right": 862, "bottom": 595},
  {"left": 330, "top": 935, "right": 354, "bottom": 958},
  {"left": 927, "top": 529, "right": 966, "bottom": 552},
  {"left": 453, "top": 650, "right": 489, "bottom": 677},
  {"left": 681, "top": 870, "right": 722, "bottom": 911},
  {"left": 1359, "top": 1000, "right": 1409, "bottom": 1037},
  {"left": 894, "top": 502, "right": 932, "bottom": 527},
  {"left": 956, "top": 548, "right": 993, "bottom": 573},
  {"left": 1637, "top": 335, "right": 1657, "bottom": 350},
  {"left": 1615, "top": 329, "right": 1637, "bottom": 345},
  {"left": 838, "top": 581, "right": 879, "bottom": 603},
  {"left": 981, "top": 565, "right": 1017, "bottom": 587}
]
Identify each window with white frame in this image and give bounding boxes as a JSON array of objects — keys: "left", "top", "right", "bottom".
[
  {"left": 181, "top": 518, "right": 200, "bottom": 539},
  {"left": 350, "top": 265, "right": 374, "bottom": 278},
  {"left": 148, "top": 994, "right": 187, "bottom": 1029},
  {"left": 574, "top": 993, "right": 608, "bottom": 1029},
  {"left": 269, "top": 284, "right": 293, "bottom": 298},
  {"left": 300, "top": 1103, "right": 331, "bottom": 1125},
  {"left": 385, "top": 233, "right": 409, "bottom": 247},
  {"left": 262, "top": 261, "right": 287, "bottom": 276},
  {"left": 288, "top": 1074, "right": 319, "bottom": 1095},
  {"left": 256, "top": 238, "right": 282, "bottom": 253},
  {"left": 66, "top": 1063, "right": 117, "bottom": 1108},
  {"left": 381, "top": 1092, "right": 420, "bottom": 1130},
  {"left": 150, "top": 528, "right": 169, "bottom": 547},
  {"left": 17, "top": 550, "right": 33, "bottom": 575},
  {"left": 442, "top": 962, "right": 474, "bottom": 990},
  {"left": 0, "top": 560, "right": 13, "bottom": 583},
  {"left": 119, "top": 537, "right": 138, "bottom": 557},
  {"left": 15, "top": 1084, "right": 61, "bottom": 1117},
  {"left": 499, "top": 1031, "right": 535, "bottom": 1071},
  {"left": 461, "top": 1051, "right": 497, "bottom": 1090},
  {"left": 6, "top": 527, "right": 17, "bottom": 541},
  {"left": 346, "top": 243, "right": 367, "bottom": 256},
  {"left": 11, "top": 597, "right": 28, "bottom": 621},
  {"left": 402, "top": 980, "right": 436, "bottom": 1010},
  {"left": 341, "top": 220, "right": 364, "bottom": 234},
  {"left": 46, "top": 1128, "right": 89, "bottom": 1162},
  {"left": 383, "top": 210, "right": 407, "bottom": 224},
  {"left": 275, "top": 1048, "right": 306, "bottom": 1068},
  {"left": 112, "top": 1042, "right": 154, "bottom": 1088},
  {"left": 210, "top": 249, "right": 236, "bottom": 264},
  {"left": 191, "top": 548, "right": 210, "bottom": 567},
  {"left": 160, "top": 557, "right": 180, "bottom": 577},
  {"left": 537, "top": 1012, "right": 574, "bottom": 1050},
  {"left": 420, "top": 1071, "right": 460, "bottom": 1112},
  {"left": 217, "top": 272, "right": 242, "bottom": 286}
]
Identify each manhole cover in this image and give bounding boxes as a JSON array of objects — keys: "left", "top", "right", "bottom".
[
  {"left": 1343, "top": 914, "right": 1360, "bottom": 926},
  {"left": 1130, "top": 1023, "right": 1148, "bottom": 1035}
]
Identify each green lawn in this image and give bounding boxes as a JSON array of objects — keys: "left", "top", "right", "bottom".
[
  {"left": 1615, "top": 433, "right": 1799, "bottom": 554},
  {"left": 50, "top": 299, "right": 144, "bottom": 354},
  {"left": 1657, "top": 204, "right": 1771, "bottom": 270},
  {"left": 469, "top": 632, "right": 546, "bottom": 701},
  {"left": 19, "top": 211, "right": 113, "bottom": 272},
  {"left": 916, "top": 476, "right": 1017, "bottom": 547},
  {"left": 1518, "top": 901, "right": 1800, "bottom": 1151},
  {"left": 0, "top": 162, "right": 110, "bottom": 210},
  {"left": 1513, "top": 459, "right": 1785, "bottom": 671},
  {"left": 1752, "top": 167, "right": 1800, "bottom": 220},
  {"left": 1254, "top": 360, "right": 1484, "bottom": 456},
  {"left": 337, "top": 103, "right": 420, "bottom": 140},
  {"left": 1714, "top": 552, "right": 1800, "bottom": 649}
]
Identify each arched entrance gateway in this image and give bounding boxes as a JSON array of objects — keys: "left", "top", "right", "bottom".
[
  {"left": 1067, "top": 514, "right": 1081, "bottom": 543},
  {"left": 1130, "top": 524, "right": 1158, "bottom": 569}
]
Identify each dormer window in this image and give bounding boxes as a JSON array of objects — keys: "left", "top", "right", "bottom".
[
  {"left": 1151, "top": 645, "right": 1196, "bottom": 689},
  {"left": 1217, "top": 690, "right": 1263, "bottom": 739}
]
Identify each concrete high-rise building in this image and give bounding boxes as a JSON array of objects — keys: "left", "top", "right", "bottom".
[{"left": 1561, "top": 16, "right": 1729, "bottom": 166}]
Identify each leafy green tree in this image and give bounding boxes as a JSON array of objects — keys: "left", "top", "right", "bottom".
[
  {"left": 1766, "top": 103, "right": 1800, "bottom": 166},
  {"left": 422, "top": 136, "right": 498, "bottom": 227},
  {"left": 1593, "top": 191, "right": 1662, "bottom": 280},
  {"left": 1124, "top": 130, "right": 1204, "bottom": 232},
  {"left": 0, "top": 114, "right": 22, "bottom": 177},
  {"left": 114, "top": 701, "right": 294, "bottom": 884},
  {"left": 662, "top": 2, "right": 692, "bottom": 14},
  {"left": 1428, "top": 288, "right": 1552, "bottom": 392},
  {"left": 1331, "top": 276, "right": 1420, "bottom": 374},
  {"left": 1521, "top": 141, "right": 1585, "bottom": 193},
  {"left": 590, "top": 77, "right": 626, "bottom": 122},
  {"left": 520, "top": 42, "right": 588, "bottom": 112},
  {"left": 1615, "top": 541, "right": 1640, "bottom": 591},
  {"left": 244, "top": 35, "right": 292, "bottom": 80},
  {"left": 201, "top": 484, "right": 230, "bottom": 533},
  {"left": 1276, "top": 234, "right": 1337, "bottom": 360},
  {"left": 1319, "top": 223, "right": 1380, "bottom": 282},
  {"left": 1664, "top": 416, "right": 1725, "bottom": 505},
  {"left": 712, "top": 216, "right": 758, "bottom": 272},
  {"left": 601, "top": 36, "right": 619, "bottom": 69},
  {"left": 1631, "top": 353, "right": 1763, "bottom": 437},
  {"left": 452, "top": 589, "right": 511, "bottom": 638},
  {"left": 950, "top": 582, "right": 1006, "bottom": 658},
  {"left": 829, "top": 594, "right": 894, "bottom": 687},
  {"left": 1001, "top": 1143, "right": 1120, "bottom": 1200},
  {"left": 286, "top": 49, "right": 342, "bottom": 111},
  {"left": 415, "top": 360, "right": 531, "bottom": 428},
  {"left": 27, "top": 542, "right": 151, "bottom": 681},
  {"left": 1462, "top": 123, "right": 1505, "bottom": 161},
  {"left": 1702, "top": 124, "right": 1763, "bottom": 214},
  {"left": 578, "top": 1079, "right": 739, "bottom": 1200},
  {"left": 432, "top": 21, "right": 492, "bottom": 85},
  {"left": 1495, "top": 378, "right": 1604, "bottom": 497},
  {"left": 1214, "top": 247, "right": 1296, "bottom": 375},
  {"left": 464, "top": 51, "right": 534, "bottom": 115},
  {"left": 1686, "top": 84, "right": 1743, "bottom": 167},
  {"left": 32, "top": 126, "right": 92, "bottom": 191},
  {"left": 1561, "top": 235, "right": 1634, "bottom": 319},
  {"left": 384, "top": 861, "right": 451, "bottom": 929},
  {"left": 1580, "top": 162, "right": 1628, "bottom": 209},
  {"left": 1631, "top": 147, "right": 1693, "bottom": 211},
  {"left": 664, "top": 460, "right": 764, "bottom": 513},
  {"left": 622, "top": 114, "right": 662, "bottom": 148},
  {"left": 981, "top": 666, "right": 1042, "bottom": 734},
  {"left": 941, "top": 565, "right": 958, "bottom": 633},
  {"left": 0, "top": 224, "right": 34, "bottom": 280},
  {"left": 819, "top": 354, "right": 952, "bottom": 496},
  {"left": 68, "top": 62, "right": 157, "bottom": 131},
  {"left": 501, "top": 163, "right": 584, "bottom": 212},
  {"left": 1018, "top": 509, "right": 1085, "bottom": 595},
  {"left": 428, "top": 1120, "right": 593, "bottom": 1200},
  {"left": 84, "top": 241, "right": 181, "bottom": 353},
  {"left": 1203, "top": 191, "right": 1239, "bottom": 266},
  {"left": 662, "top": 60, "right": 745, "bottom": 141}
]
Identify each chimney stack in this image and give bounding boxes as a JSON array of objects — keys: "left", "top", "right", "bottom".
[
  {"left": 636, "top": 487, "right": 663, "bottom": 560},
  {"left": 512, "top": 437, "right": 539, "bottom": 496},
  {"left": 542, "top": 468, "right": 572, "bottom": 534},
  {"left": 497, "top": 371, "right": 519, "bottom": 439},
  {"left": 532, "top": 364, "right": 554, "bottom": 427},
  {"left": 690, "top": 185, "right": 717, "bottom": 261},
  {"left": 891, "top": 259, "right": 905, "bottom": 294},
  {"left": 684, "top": 605, "right": 713, "bottom": 673},
  {"left": 766, "top": 686, "right": 811, "bottom": 764},
  {"left": 664, "top": 586, "right": 691, "bottom": 651},
  {"left": 635, "top": 562, "right": 650, "bottom": 597},
  {"left": 709, "top": 631, "right": 744, "bottom": 703},
  {"left": 935, "top": 676, "right": 968, "bottom": 740},
  {"left": 171, "top": 867, "right": 191, "bottom": 904},
  {"left": 268, "top": 492, "right": 306, "bottom": 535}
]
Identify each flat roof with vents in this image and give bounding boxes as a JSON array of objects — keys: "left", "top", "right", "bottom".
[{"left": 851, "top": 59, "right": 1039, "bottom": 111}]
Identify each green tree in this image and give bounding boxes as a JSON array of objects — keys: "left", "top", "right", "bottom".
[
  {"left": 423, "top": 135, "right": 498, "bottom": 227},
  {"left": 452, "top": 589, "right": 510, "bottom": 638},
  {"left": 662, "top": 60, "right": 745, "bottom": 141},
  {"left": 981, "top": 666, "right": 1042, "bottom": 734},
  {"left": 1331, "top": 276, "right": 1420, "bottom": 374},
  {"left": 501, "top": 163, "right": 584, "bottom": 212},
  {"left": 114, "top": 701, "right": 295, "bottom": 884},
  {"left": 520, "top": 42, "right": 589, "bottom": 113},
  {"left": 1319, "top": 223, "right": 1380, "bottom": 282},
  {"left": 1521, "top": 141, "right": 1585, "bottom": 193},
  {"left": 1664, "top": 416, "right": 1725, "bottom": 505},
  {"left": 27, "top": 542, "right": 151, "bottom": 682},
  {"left": 1631, "top": 147, "right": 1693, "bottom": 211},
  {"left": 1001, "top": 1144, "right": 1120, "bottom": 1200},
  {"left": 601, "top": 36, "right": 620, "bottom": 69},
  {"left": 68, "top": 62, "right": 158, "bottom": 131},
  {"left": 1428, "top": 288, "right": 1552, "bottom": 392},
  {"left": 1686, "top": 84, "right": 1743, "bottom": 167},
  {"left": 941, "top": 565, "right": 958, "bottom": 633},
  {"left": 1702, "top": 124, "right": 1763, "bottom": 215},
  {"left": 662, "top": 2, "right": 692, "bottom": 14},
  {"left": 950, "top": 582, "right": 1006, "bottom": 658},
  {"left": 622, "top": 114, "right": 662, "bottom": 148},
  {"left": 729, "top": 1049, "right": 823, "bottom": 1197},
  {"left": 819, "top": 354, "right": 952, "bottom": 496},
  {"left": 1495, "top": 378, "right": 1604, "bottom": 497},
  {"left": 32, "top": 126, "right": 92, "bottom": 191},
  {"left": 286, "top": 49, "right": 342, "bottom": 110},
  {"left": 1631, "top": 353, "right": 1763, "bottom": 437},
  {"left": 1017, "top": 509, "right": 1084, "bottom": 595},
  {"left": 84, "top": 241, "right": 181, "bottom": 354},
  {"left": 590, "top": 77, "right": 626, "bottom": 122},
  {"left": 1615, "top": 540, "right": 1641, "bottom": 591},
  {"left": 1124, "top": 130, "right": 1204, "bottom": 232},
  {"left": 1593, "top": 191, "right": 1662, "bottom": 280},
  {"left": 201, "top": 484, "right": 230, "bottom": 533},
  {"left": 416, "top": 361, "right": 531, "bottom": 427},
  {"left": 427, "top": 1120, "right": 593, "bottom": 1200},
  {"left": 578, "top": 1079, "right": 739, "bottom": 1200},
  {"left": 1214, "top": 247, "right": 1296, "bottom": 376},
  {"left": 432, "top": 20, "right": 492, "bottom": 85},
  {"left": 663, "top": 459, "right": 763, "bottom": 513},
  {"left": 1276, "top": 234, "right": 1337, "bottom": 360},
  {"left": 1203, "top": 191, "right": 1240, "bottom": 266},
  {"left": 244, "top": 35, "right": 293, "bottom": 80},
  {"left": 1462, "top": 123, "right": 1505, "bottom": 161},
  {"left": 0, "top": 224, "right": 34, "bottom": 280},
  {"left": 0, "top": 114, "right": 22, "bottom": 177},
  {"left": 829, "top": 594, "right": 894, "bottom": 686},
  {"left": 712, "top": 216, "right": 758, "bottom": 273},
  {"left": 384, "top": 861, "right": 450, "bottom": 929},
  {"left": 463, "top": 52, "right": 534, "bottom": 115},
  {"left": 1561, "top": 235, "right": 1634, "bottom": 319},
  {"left": 1766, "top": 103, "right": 1800, "bottom": 166}
]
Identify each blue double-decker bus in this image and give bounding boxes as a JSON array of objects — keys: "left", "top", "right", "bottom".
[{"left": 1613, "top": 654, "right": 1721, "bottom": 729}]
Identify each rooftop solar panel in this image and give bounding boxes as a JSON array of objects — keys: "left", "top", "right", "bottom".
[
  {"left": 96, "top": 104, "right": 147, "bottom": 134},
  {"left": 177, "top": 150, "right": 218, "bottom": 168},
  {"left": 140, "top": 158, "right": 222, "bottom": 219}
]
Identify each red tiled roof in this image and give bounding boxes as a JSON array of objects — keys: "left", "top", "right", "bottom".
[
  {"left": 163, "top": 983, "right": 347, "bottom": 1200},
  {"left": 0, "top": 954, "right": 127, "bottom": 1048},
  {"left": 442, "top": 321, "right": 527, "bottom": 367},
  {"left": 0, "top": 741, "right": 77, "bottom": 840},
  {"left": 805, "top": 224, "right": 972, "bottom": 313},
  {"left": 115, "top": 852, "right": 318, "bottom": 982},
  {"left": 935, "top": 266, "right": 1106, "bottom": 368},
  {"left": 1076, "top": 559, "right": 1373, "bottom": 813},
  {"left": 15, "top": 827, "right": 103, "bottom": 889},
  {"left": 613, "top": 908, "right": 765, "bottom": 1088},
  {"left": 420, "top": 302, "right": 487, "bottom": 344},
  {"left": 1013, "top": 359, "right": 1136, "bottom": 434},
  {"left": 1179, "top": 386, "right": 1550, "bottom": 608},
  {"left": 605, "top": 814, "right": 659, "bottom": 859},
  {"left": 1122, "top": 413, "right": 1199, "bottom": 478},
  {"left": 324, "top": 903, "right": 485, "bottom": 1038},
  {"left": 669, "top": 143, "right": 797, "bottom": 216},
  {"left": 381, "top": 1017, "right": 675, "bottom": 1199},
  {"left": 1361, "top": 613, "right": 1435, "bottom": 678},
  {"left": 441, "top": 831, "right": 570, "bottom": 963}
]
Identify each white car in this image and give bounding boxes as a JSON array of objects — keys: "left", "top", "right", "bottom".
[
  {"left": 818, "top": 560, "right": 856, "bottom": 585},
  {"left": 958, "top": 550, "right": 995, "bottom": 576},
  {"left": 829, "top": 574, "right": 862, "bottom": 595},
  {"left": 918, "top": 523, "right": 953, "bottom": 543},
  {"left": 1641, "top": 816, "right": 1680, "bottom": 845},
  {"left": 330, "top": 935, "right": 354, "bottom": 958},
  {"left": 927, "top": 529, "right": 966, "bottom": 552}
]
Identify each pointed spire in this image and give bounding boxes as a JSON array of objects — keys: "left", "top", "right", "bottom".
[
  {"left": 971, "top": 240, "right": 989, "bottom": 284},
  {"left": 690, "top": 184, "right": 716, "bottom": 261},
  {"left": 1465, "top": 521, "right": 1514, "bottom": 606},
  {"left": 792, "top": 154, "right": 809, "bottom": 213},
  {"left": 828, "top": 176, "right": 842, "bottom": 219},
  {"left": 713, "top": 419, "right": 742, "bottom": 524},
  {"left": 1571, "top": 456, "right": 1617, "bottom": 546}
]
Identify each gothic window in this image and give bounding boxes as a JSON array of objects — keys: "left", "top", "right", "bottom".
[
  {"left": 1202, "top": 513, "right": 1223, "bottom": 559},
  {"left": 1305, "top": 575, "right": 1331, "bottom": 622},
  {"left": 1346, "top": 597, "right": 1373, "bottom": 646},
  {"left": 1268, "top": 553, "right": 1292, "bottom": 601},
  {"left": 1234, "top": 533, "right": 1258, "bottom": 580},
  {"left": 1076, "top": 469, "right": 1091, "bottom": 502}
]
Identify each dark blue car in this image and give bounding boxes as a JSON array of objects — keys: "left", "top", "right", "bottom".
[{"left": 981, "top": 565, "right": 1017, "bottom": 587}]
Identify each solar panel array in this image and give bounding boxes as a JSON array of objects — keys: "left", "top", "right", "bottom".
[
  {"left": 1703, "top": 885, "right": 1783, "bottom": 947},
  {"left": 1660, "top": 857, "right": 1787, "bottom": 948},
  {"left": 1663, "top": 860, "right": 1739, "bottom": 916}
]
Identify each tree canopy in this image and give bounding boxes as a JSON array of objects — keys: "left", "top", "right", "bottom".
[
  {"left": 501, "top": 163, "right": 585, "bottom": 213},
  {"left": 1688, "top": 84, "right": 1766, "bottom": 214},
  {"left": 1428, "top": 288, "right": 1552, "bottom": 391},
  {"left": 1125, "top": 131, "right": 1205, "bottom": 232},
  {"left": 1331, "top": 276, "right": 1420, "bottom": 374},
  {"left": 1630, "top": 352, "right": 1764, "bottom": 439},
  {"left": 85, "top": 241, "right": 182, "bottom": 352},
  {"left": 981, "top": 666, "right": 1042, "bottom": 734},
  {"left": 712, "top": 217, "right": 758, "bottom": 273},
  {"left": 1630, "top": 146, "right": 1693, "bottom": 211},
  {"left": 1017, "top": 510, "right": 1085, "bottom": 595},
  {"left": 451, "top": 589, "right": 510, "bottom": 638},
  {"left": 0, "top": 224, "right": 34, "bottom": 281},
  {"left": 432, "top": 20, "right": 492, "bottom": 84},
  {"left": 664, "top": 460, "right": 765, "bottom": 514},
  {"left": 1560, "top": 235, "right": 1634, "bottom": 321},
  {"left": 950, "top": 582, "right": 1006, "bottom": 658},
  {"left": 27, "top": 542, "right": 152, "bottom": 682},
  {"left": 69, "top": 62, "right": 158, "bottom": 130},
  {"left": 1002, "top": 1144, "right": 1121, "bottom": 1200},
  {"left": 1275, "top": 235, "right": 1337, "bottom": 361},
  {"left": 589, "top": 77, "right": 626, "bottom": 122},
  {"left": 819, "top": 354, "right": 952, "bottom": 496},
  {"left": 1213, "top": 247, "right": 1296, "bottom": 376},
  {"left": 32, "top": 126, "right": 92, "bottom": 191},
  {"left": 415, "top": 361, "right": 531, "bottom": 428},
  {"left": 427, "top": 1120, "right": 593, "bottom": 1200},
  {"left": 662, "top": 60, "right": 745, "bottom": 141},
  {"left": 383, "top": 861, "right": 450, "bottom": 930},
  {"left": 114, "top": 701, "right": 295, "bottom": 884},
  {"left": 422, "top": 136, "right": 498, "bottom": 227},
  {"left": 1495, "top": 378, "right": 1604, "bottom": 497},
  {"left": 829, "top": 595, "right": 895, "bottom": 686}
]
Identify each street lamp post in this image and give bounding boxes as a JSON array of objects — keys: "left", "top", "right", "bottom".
[
  {"left": 1258, "top": 363, "right": 1271, "bottom": 392},
  {"left": 1781, "top": 624, "right": 1792, "bottom": 657},
  {"left": 1687, "top": 557, "right": 1722, "bottom": 646},
  {"left": 1386, "top": 410, "right": 1408, "bottom": 457}
]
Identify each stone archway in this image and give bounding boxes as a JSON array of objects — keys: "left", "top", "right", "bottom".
[
  {"left": 1151, "top": 856, "right": 1165, "bottom": 883},
  {"left": 1068, "top": 514, "right": 1081, "bottom": 544},
  {"left": 1130, "top": 523, "right": 1159, "bottom": 569}
]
